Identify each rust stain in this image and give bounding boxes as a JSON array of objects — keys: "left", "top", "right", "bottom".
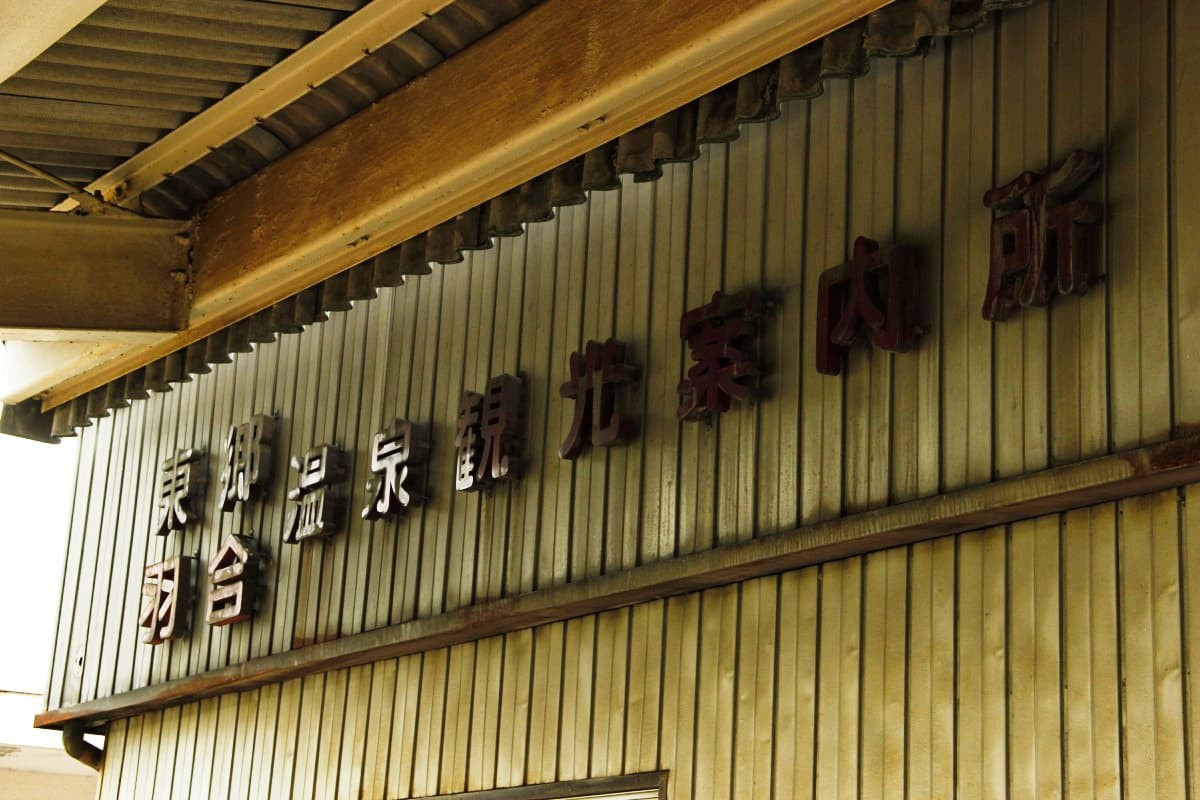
[{"left": 1147, "top": 436, "right": 1200, "bottom": 472}]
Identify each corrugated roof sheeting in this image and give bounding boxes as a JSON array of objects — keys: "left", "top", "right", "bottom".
[
  {"left": 0, "top": 0, "right": 363, "bottom": 211},
  {"left": 25, "top": 0, "right": 1034, "bottom": 440},
  {"left": 0, "top": 0, "right": 538, "bottom": 214},
  {"left": 138, "top": 0, "right": 539, "bottom": 217}
]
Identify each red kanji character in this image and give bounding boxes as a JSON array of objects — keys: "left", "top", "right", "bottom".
[
  {"left": 816, "top": 236, "right": 922, "bottom": 375},
  {"left": 559, "top": 339, "right": 638, "bottom": 459},
  {"left": 982, "top": 149, "right": 1102, "bottom": 320},
  {"left": 206, "top": 534, "right": 259, "bottom": 627},
  {"left": 677, "top": 291, "right": 763, "bottom": 421},
  {"left": 138, "top": 556, "right": 194, "bottom": 645}
]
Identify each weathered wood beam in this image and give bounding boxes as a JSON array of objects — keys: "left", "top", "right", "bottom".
[
  {"left": 38, "top": 0, "right": 891, "bottom": 409},
  {"left": 0, "top": 211, "right": 192, "bottom": 335},
  {"left": 35, "top": 434, "right": 1200, "bottom": 731}
]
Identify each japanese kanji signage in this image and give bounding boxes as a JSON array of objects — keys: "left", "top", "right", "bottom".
[
  {"left": 678, "top": 290, "right": 764, "bottom": 421},
  {"left": 139, "top": 556, "right": 193, "bottom": 645},
  {"left": 559, "top": 339, "right": 638, "bottom": 459},
  {"left": 816, "top": 236, "right": 922, "bottom": 375},
  {"left": 129, "top": 144, "right": 1107, "bottom": 647},
  {"left": 982, "top": 149, "right": 1102, "bottom": 320},
  {"left": 206, "top": 534, "right": 259, "bottom": 627},
  {"left": 154, "top": 448, "right": 204, "bottom": 537},
  {"left": 219, "top": 414, "right": 274, "bottom": 510},
  {"left": 454, "top": 391, "right": 482, "bottom": 491},
  {"left": 363, "top": 419, "right": 429, "bottom": 520},
  {"left": 284, "top": 444, "right": 347, "bottom": 543},
  {"left": 455, "top": 375, "right": 522, "bottom": 491}
]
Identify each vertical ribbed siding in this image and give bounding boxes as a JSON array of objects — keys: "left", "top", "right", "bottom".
[
  {"left": 47, "top": 0, "right": 1200, "bottom": 717},
  {"left": 1174, "top": 0, "right": 1200, "bottom": 434},
  {"left": 940, "top": 2, "right": 993, "bottom": 491},
  {"left": 95, "top": 487, "right": 1200, "bottom": 799}
]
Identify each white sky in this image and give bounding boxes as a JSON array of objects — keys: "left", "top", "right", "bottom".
[{"left": 0, "top": 430, "right": 78, "bottom": 694}]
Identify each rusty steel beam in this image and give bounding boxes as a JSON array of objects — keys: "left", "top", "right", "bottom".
[
  {"left": 34, "top": 434, "right": 1200, "bottom": 731},
  {"left": 0, "top": 210, "right": 192, "bottom": 336}
]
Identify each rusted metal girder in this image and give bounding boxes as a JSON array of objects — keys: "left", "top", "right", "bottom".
[{"left": 0, "top": 210, "right": 193, "bottom": 338}]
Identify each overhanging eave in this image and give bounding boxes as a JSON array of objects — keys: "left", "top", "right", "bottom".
[{"left": 27, "top": 0, "right": 891, "bottom": 410}]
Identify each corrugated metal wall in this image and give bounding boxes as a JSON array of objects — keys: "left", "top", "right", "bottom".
[
  {"left": 94, "top": 485, "right": 1200, "bottom": 799},
  {"left": 45, "top": 0, "right": 1200, "bottom": 714}
]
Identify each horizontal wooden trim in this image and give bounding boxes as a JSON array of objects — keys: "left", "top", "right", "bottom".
[
  {"left": 36, "top": 435, "right": 1200, "bottom": 731},
  {"left": 413, "top": 772, "right": 668, "bottom": 800},
  {"left": 38, "top": 0, "right": 890, "bottom": 409}
]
